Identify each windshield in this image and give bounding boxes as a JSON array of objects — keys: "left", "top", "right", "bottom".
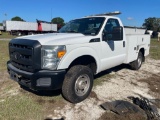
[{"left": 58, "top": 17, "right": 105, "bottom": 35}]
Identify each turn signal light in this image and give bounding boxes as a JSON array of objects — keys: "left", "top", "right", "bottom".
[{"left": 58, "top": 51, "right": 66, "bottom": 58}]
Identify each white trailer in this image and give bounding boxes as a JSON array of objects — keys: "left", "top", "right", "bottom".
[
  {"left": 3, "top": 20, "right": 57, "bottom": 36},
  {"left": 5, "top": 21, "right": 37, "bottom": 31},
  {"left": 41, "top": 23, "right": 57, "bottom": 31}
]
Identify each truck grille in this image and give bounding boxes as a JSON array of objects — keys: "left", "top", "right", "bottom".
[
  {"left": 9, "top": 43, "right": 33, "bottom": 72},
  {"left": 9, "top": 39, "right": 41, "bottom": 72}
]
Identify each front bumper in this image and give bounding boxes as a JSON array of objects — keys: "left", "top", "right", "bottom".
[{"left": 7, "top": 61, "right": 66, "bottom": 90}]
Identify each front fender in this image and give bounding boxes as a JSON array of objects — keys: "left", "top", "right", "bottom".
[{"left": 57, "top": 47, "right": 100, "bottom": 73}]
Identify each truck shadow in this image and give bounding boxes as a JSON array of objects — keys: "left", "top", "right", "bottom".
[
  {"left": 95, "top": 64, "right": 131, "bottom": 79},
  {"left": 20, "top": 85, "right": 62, "bottom": 97}
]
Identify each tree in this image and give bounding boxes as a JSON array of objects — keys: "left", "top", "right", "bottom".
[
  {"left": 51, "top": 17, "right": 65, "bottom": 30},
  {"left": 142, "top": 17, "right": 160, "bottom": 31},
  {"left": 11, "top": 16, "right": 25, "bottom": 21},
  {"left": 0, "top": 23, "right": 2, "bottom": 26}
]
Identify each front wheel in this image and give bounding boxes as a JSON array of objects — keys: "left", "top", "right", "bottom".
[
  {"left": 130, "top": 52, "right": 143, "bottom": 70},
  {"left": 62, "top": 65, "right": 93, "bottom": 103}
]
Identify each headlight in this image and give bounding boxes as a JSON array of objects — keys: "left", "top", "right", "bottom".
[{"left": 42, "top": 45, "right": 66, "bottom": 70}]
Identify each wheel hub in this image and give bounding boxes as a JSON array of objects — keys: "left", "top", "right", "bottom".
[
  {"left": 77, "top": 80, "right": 86, "bottom": 90},
  {"left": 75, "top": 74, "right": 90, "bottom": 96}
]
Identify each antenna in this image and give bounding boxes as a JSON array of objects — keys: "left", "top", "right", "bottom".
[{"left": 51, "top": 8, "right": 53, "bottom": 31}]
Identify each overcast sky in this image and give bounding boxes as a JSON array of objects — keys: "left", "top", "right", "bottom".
[{"left": 0, "top": 0, "right": 160, "bottom": 27}]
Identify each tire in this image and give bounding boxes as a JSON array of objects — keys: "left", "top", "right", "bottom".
[
  {"left": 17, "top": 32, "right": 21, "bottom": 36},
  {"left": 28, "top": 32, "right": 34, "bottom": 35},
  {"left": 62, "top": 65, "right": 93, "bottom": 103},
  {"left": 130, "top": 52, "right": 143, "bottom": 70}
]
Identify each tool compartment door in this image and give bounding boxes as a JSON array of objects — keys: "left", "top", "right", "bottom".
[{"left": 125, "top": 35, "right": 138, "bottom": 63}]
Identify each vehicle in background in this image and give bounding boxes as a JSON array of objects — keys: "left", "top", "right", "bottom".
[{"left": 3, "top": 20, "right": 57, "bottom": 36}]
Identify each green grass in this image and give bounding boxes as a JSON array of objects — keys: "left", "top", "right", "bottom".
[
  {"left": 0, "top": 41, "right": 9, "bottom": 71},
  {"left": 0, "top": 95, "right": 43, "bottom": 120},
  {"left": 0, "top": 81, "right": 64, "bottom": 120},
  {"left": 0, "top": 32, "right": 16, "bottom": 39},
  {"left": 0, "top": 89, "right": 64, "bottom": 119},
  {"left": 0, "top": 81, "right": 64, "bottom": 119},
  {"left": 150, "top": 38, "right": 160, "bottom": 60}
]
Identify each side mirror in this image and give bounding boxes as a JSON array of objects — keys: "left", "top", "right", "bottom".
[{"left": 102, "top": 26, "right": 123, "bottom": 41}]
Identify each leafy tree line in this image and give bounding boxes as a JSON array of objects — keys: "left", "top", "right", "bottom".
[
  {"left": 143, "top": 17, "right": 160, "bottom": 37},
  {"left": 51, "top": 17, "right": 65, "bottom": 30},
  {"left": 11, "top": 16, "right": 25, "bottom": 21}
]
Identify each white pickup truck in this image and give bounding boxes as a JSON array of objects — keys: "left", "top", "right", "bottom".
[{"left": 7, "top": 12, "right": 150, "bottom": 103}]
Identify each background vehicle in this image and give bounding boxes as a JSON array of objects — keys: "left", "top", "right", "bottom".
[
  {"left": 3, "top": 20, "right": 57, "bottom": 36},
  {"left": 7, "top": 11, "right": 150, "bottom": 103}
]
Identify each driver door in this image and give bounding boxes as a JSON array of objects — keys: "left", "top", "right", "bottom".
[{"left": 100, "top": 18, "right": 126, "bottom": 71}]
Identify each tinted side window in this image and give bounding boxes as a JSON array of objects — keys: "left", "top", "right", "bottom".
[
  {"left": 104, "top": 18, "right": 120, "bottom": 32},
  {"left": 103, "top": 19, "right": 123, "bottom": 41}
]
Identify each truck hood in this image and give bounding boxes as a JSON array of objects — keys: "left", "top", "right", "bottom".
[{"left": 16, "top": 33, "right": 96, "bottom": 45}]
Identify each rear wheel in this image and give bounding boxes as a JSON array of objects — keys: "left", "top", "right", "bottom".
[
  {"left": 62, "top": 65, "right": 93, "bottom": 103},
  {"left": 130, "top": 52, "right": 143, "bottom": 70}
]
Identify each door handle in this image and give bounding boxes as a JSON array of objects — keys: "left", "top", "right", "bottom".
[{"left": 123, "top": 41, "right": 125, "bottom": 47}]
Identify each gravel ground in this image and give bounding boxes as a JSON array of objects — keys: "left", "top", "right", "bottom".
[{"left": 47, "top": 58, "right": 160, "bottom": 120}]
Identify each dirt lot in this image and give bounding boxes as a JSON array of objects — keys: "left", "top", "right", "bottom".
[
  {"left": 43, "top": 58, "right": 159, "bottom": 120},
  {"left": 0, "top": 39, "right": 160, "bottom": 120}
]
